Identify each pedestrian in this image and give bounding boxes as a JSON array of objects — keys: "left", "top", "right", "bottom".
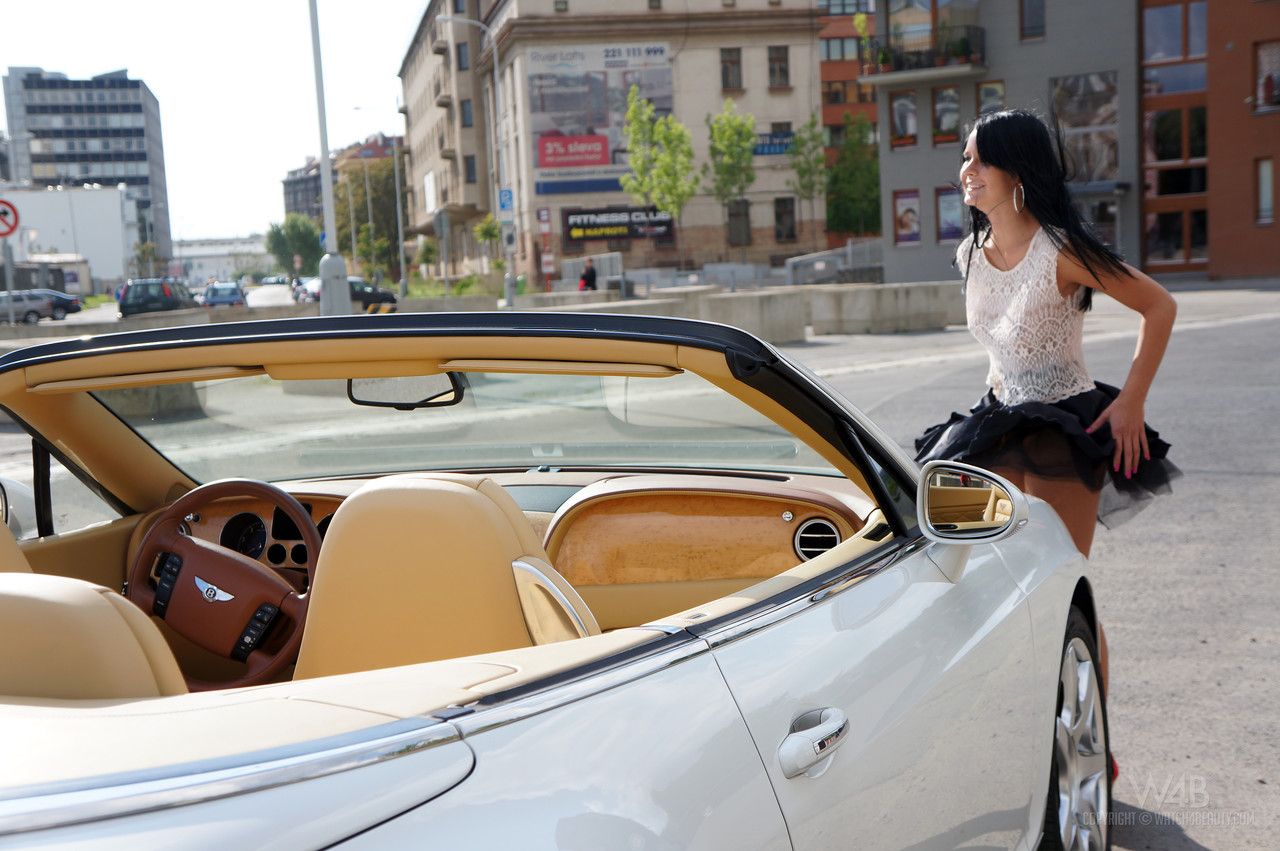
[
  {"left": 579, "top": 258, "right": 597, "bottom": 291},
  {"left": 913, "top": 109, "right": 1181, "bottom": 558}
]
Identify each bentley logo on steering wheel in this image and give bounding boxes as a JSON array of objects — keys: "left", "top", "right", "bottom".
[{"left": 194, "top": 576, "right": 235, "bottom": 603}]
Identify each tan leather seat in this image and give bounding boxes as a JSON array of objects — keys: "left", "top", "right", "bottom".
[
  {"left": 0, "top": 572, "right": 187, "bottom": 699},
  {"left": 294, "top": 474, "right": 600, "bottom": 680},
  {"left": 983, "top": 488, "right": 1014, "bottom": 523},
  {"left": 0, "top": 522, "right": 33, "bottom": 573}
]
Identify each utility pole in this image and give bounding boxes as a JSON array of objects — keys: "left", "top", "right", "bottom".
[
  {"left": 2, "top": 240, "right": 15, "bottom": 325},
  {"left": 345, "top": 173, "right": 358, "bottom": 273},
  {"left": 307, "top": 0, "right": 351, "bottom": 316},
  {"left": 362, "top": 159, "right": 375, "bottom": 270},
  {"left": 392, "top": 136, "right": 407, "bottom": 298}
]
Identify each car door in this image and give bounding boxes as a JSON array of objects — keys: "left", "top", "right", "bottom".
[{"left": 710, "top": 535, "right": 1041, "bottom": 850}]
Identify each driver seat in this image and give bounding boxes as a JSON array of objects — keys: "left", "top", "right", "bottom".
[{"left": 294, "top": 474, "right": 600, "bottom": 680}]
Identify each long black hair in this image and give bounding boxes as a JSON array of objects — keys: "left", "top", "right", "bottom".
[{"left": 962, "top": 109, "right": 1131, "bottom": 311}]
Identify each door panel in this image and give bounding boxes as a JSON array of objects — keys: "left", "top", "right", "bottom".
[
  {"left": 355, "top": 651, "right": 791, "bottom": 850},
  {"left": 713, "top": 541, "right": 1039, "bottom": 850}
]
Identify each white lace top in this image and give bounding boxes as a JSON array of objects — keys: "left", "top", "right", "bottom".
[{"left": 958, "top": 225, "right": 1095, "bottom": 405}]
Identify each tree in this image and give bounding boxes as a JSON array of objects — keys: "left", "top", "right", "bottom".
[
  {"left": 472, "top": 214, "right": 502, "bottom": 272},
  {"left": 132, "top": 242, "right": 161, "bottom": 277},
  {"left": 334, "top": 152, "right": 410, "bottom": 280},
  {"left": 826, "top": 113, "right": 881, "bottom": 236},
  {"left": 787, "top": 114, "right": 827, "bottom": 251},
  {"left": 266, "top": 213, "right": 323, "bottom": 276},
  {"left": 619, "top": 85, "right": 659, "bottom": 208},
  {"left": 702, "top": 100, "right": 757, "bottom": 246}
]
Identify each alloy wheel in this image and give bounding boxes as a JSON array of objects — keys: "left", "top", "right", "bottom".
[{"left": 1054, "top": 636, "right": 1109, "bottom": 850}]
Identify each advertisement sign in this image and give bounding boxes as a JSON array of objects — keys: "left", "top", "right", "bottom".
[
  {"left": 527, "top": 43, "right": 673, "bottom": 195},
  {"left": 561, "top": 207, "right": 674, "bottom": 242},
  {"left": 932, "top": 86, "right": 960, "bottom": 145},
  {"left": 753, "top": 132, "right": 794, "bottom": 157},
  {"left": 890, "top": 91, "right": 918, "bottom": 148},
  {"left": 936, "top": 187, "right": 965, "bottom": 242}
]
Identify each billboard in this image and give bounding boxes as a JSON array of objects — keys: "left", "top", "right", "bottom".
[
  {"left": 527, "top": 43, "right": 673, "bottom": 196},
  {"left": 561, "top": 206, "right": 674, "bottom": 244}
]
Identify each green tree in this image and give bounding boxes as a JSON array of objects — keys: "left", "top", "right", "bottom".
[
  {"left": 415, "top": 239, "right": 438, "bottom": 268},
  {"left": 472, "top": 213, "right": 502, "bottom": 271},
  {"left": 826, "top": 113, "right": 881, "bottom": 236},
  {"left": 651, "top": 114, "right": 700, "bottom": 266},
  {"left": 787, "top": 114, "right": 827, "bottom": 251},
  {"left": 334, "top": 153, "right": 409, "bottom": 279},
  {"left": 266, "top": 213, "right": 323, "bottom": 276},
  {"left": 132, "top": 241, "right": 161, "bottom": 277},
  {"left": 619, "top": 85, "right": 659, "bottom": 208},
  {"left": 702, "top": 100, "right": 758, "bottom": 243}
]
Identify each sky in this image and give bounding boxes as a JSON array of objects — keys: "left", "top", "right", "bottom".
[{"left": 1, "top": 0, "right": 426, "bottom": 241}]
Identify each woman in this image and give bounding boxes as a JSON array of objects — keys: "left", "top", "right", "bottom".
[{"left": 914, "top": 110, "right": 1181, "bottom": 558}]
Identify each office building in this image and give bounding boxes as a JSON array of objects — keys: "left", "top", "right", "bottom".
[
  {"left": 400, "top": 0, "right": 823, "bottom": 280},
  {"left": 283, "top": 157, "right": 332, "bottom": 225},
  {"left": 3, "top": 67, "right": 171, "bottom": 260}
]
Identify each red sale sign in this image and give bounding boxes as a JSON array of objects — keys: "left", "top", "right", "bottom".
[{"left": 538, "top": 135, "right": 609, "bottom": 168}]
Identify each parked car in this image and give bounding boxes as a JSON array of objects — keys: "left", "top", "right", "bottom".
[
  {"left": 29, "top": 289, "right": 83, "bottom": 321},
  {"left": 0, "top": 314, "right": 1110, "bottom": 849},
  {"left": 201, "top": 282, "right": 247, "bottom": 308},
  {"left": 0, "top": 290, "right": 56, "bottom": 324},
  {"left": 299, "top": 276, "right": 397, "bottom": 311},
  {"left": 117, "top": 278, "right": 198, "bottom": 318}
]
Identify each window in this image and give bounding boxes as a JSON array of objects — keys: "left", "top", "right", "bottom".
[
  {"left": 460, "top": 99, "right": 473, "bottom": 127},
  {"left": 1257, "top": 42, "right": 1280, "bottom": 111},
  {"left": 977, "top": 80, "right": 1004, "bottom": 115},
  {"left": 1143, "top": 5, "right": 1181, "bottom": 61},
  {"left": 1020, "top": 0, "right": 1044, "bottom": 40},
  {"left": 457, "top": 42, "right": 470, "bottom": 71},
  {"left": 774, "top": 198, "right": 797, "bottom": 242},
  {"left": 1145, "top": 166, "right": 1206, "bottom": 196},
  {"left": 1051, "top": 70, "right": 1119, "bottom": 181},
  {"left": 771, "top": 121, "right": 792, "bottom": 135},
  {"left": 889, "top": 91, "right": 917, "bottom": 148},
  {"left": 1147, "top": 109, "right": 1182, "bottom": 161},
  {"left": 721, "top": 48, "right": 743, "bottom": 90},
  {"left": 819, "top": 38, "right": 859, "bottom": 62},
  {"left": 819, "top": 0, "right": 874, "bottom": 12},
  {"left": 932, "top": 86, "right": 959, "bottom": 145},
  {"left": 7, "top": 446, "right": 121, "bottom": 541},
  {"left": 464, "top": 155, "right": 477, "bottom": 184},
  {"left": 1145, "top": 211, "right": 1184, "bottom": 262},
  {"left": 1187, "top": 1, "right": 1206, "bottom": 56},
  {"left": 768, "top": 46, "right": 790, "bottom": 88},
  {"left": 1143, "top": 63, "right": 1205, "bottom": 95},
  {"left": 453, "top": 0, "right": 465, "bottom": 11},
  {"left": 727, "top": 199, "right": 751, "bottom": 246},
  {"left": 649, "top": 0, "right": 661, "bottom": 8},
  {"left": 1258, "top": 159, "right": 1274, "bottom": 223},
  {"left": 823, "top": 81, "right": 847, "bottom": 104}
]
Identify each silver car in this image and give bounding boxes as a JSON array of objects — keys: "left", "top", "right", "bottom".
[{"left": 0, "top": 290, "right": 55, "bottom": 324}]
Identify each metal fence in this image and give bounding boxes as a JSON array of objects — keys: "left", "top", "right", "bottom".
[{"left": 784, "top": 239, "right": 883, "bottom": 285}]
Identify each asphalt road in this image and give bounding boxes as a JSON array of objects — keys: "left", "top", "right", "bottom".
[{"left": 0, "top": 285, "right": 1274, "bottom": 847}]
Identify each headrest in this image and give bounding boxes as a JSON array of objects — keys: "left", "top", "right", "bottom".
[{"left": 0, "top": 572, "right": 187, "bottom": 699}]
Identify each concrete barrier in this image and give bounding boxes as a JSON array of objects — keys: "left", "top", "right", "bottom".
[
  {"left": 0, "top": 303, "right": 322, "bottom": 340},
  {"left": 807, "top": 281, "right": 963, "bottom": 334},
  {"left": 511, "top": 291, "right": 620, "bottom": 310},
  {"left": 701, "top": 290, "right": 807, "bottom": 344},
  {"left": 400, "top": 295, "right": 498, "bottom": 313}
]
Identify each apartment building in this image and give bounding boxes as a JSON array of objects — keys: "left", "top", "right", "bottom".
[
  {"left": 401, "top": 0, "right": 823, "bottom": 280},
  {"left": 3, "top": 67, "right": 171, "bottom": 260},
  {"left": 283, "top": 157, "right": 332, "bottom": 225}
]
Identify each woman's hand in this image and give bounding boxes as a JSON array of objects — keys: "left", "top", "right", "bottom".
[{"left": 1086, "top": 394, "right": 1150, "bottom": 478}]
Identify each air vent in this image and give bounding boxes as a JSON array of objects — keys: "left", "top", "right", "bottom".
[{"left": 794, "top": 518, "right": 841, "bottom": 561}]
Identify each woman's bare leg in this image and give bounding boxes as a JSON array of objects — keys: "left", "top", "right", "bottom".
[{"left": 1022, "top": 473, "right": 1102, "bottom": 557}]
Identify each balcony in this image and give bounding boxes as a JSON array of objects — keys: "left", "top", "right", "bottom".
[
  {"left": 430, "top": 25, "right": 449, "bottom": 55},
  {"left": 441, "top": 145, "right": 457, "bottom": 160},
  {"left": 435, "top": 90, "right": 453, "bottom": 108},
  {"left": 864, "top": 25, "right": 987, "bottom": 86}
]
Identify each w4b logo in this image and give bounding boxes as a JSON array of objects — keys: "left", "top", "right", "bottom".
[{"left": 1125, "top": 773, "right": 1210, "bottom": 809}]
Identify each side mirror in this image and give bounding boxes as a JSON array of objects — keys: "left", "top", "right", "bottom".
[
  {"left": 916, "top": 460, "right": 1029, "bottom": 546},
  {"left": 0, "top": 480, "right": 8, "bottom": 531}
]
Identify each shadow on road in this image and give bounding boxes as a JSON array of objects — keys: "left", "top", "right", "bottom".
[{"left": 1111, "top": 800, "right": 1215, "bottom": 850}]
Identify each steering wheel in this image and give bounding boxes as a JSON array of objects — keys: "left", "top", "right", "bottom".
[{"left": 127, "top": 479, "right": 322, "bottom": 691}]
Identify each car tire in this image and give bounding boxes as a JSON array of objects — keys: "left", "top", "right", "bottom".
[
  {"left": 22, "top": 311, "right": 40, "bottom": 325},
  {"left": 1041, "top": 607, "right": 1112, "bottom": 851},
  {"left": 52, "top": 307, "right": 67, "bottom": 321}
]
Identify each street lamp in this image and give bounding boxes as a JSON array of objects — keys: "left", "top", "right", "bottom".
[
  {"left": 307, "top": 0, "right": 352, "bottom": 316},
  {"left": 438, "top": 14, "right": 516, "bottom": 305}
]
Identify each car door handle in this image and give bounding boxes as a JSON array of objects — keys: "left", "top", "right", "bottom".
[{"left": 777, "top": 707, "right": 850, "bottom": 779}]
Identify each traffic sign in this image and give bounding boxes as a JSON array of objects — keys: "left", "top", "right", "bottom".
[
  {"left": 537, "top": 206, "right": 552, "bottom": 236},
  {"left": 0, "top": 200, "right": 19, "bottom": 239},
  {"left": 541, "top": 254, "right": 556, "bottom": 275},
  {"left": 499, "top": 188, "right": 513, "bottom": 212}
]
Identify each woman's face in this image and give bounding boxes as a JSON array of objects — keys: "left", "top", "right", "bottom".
[{"left": 959, "top": 130, "right": 1018, "bottom": 212}]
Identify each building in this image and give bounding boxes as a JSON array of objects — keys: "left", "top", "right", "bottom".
[
  {"left": 866, "top": 0, "right": 1141, "bottom": 284},
  {"left": 3, "top": 67, "right": 171, "bottom": 260},
  {"left": 0, "top": 183, "right": 137, "bottom": 290},
  {"left": 400, "top": 0, "right": 824, "bottom": 281},
  {"left": 818, "top": 1, "right": 879, "bottom": 246},
  {"left": 334, "top": 133, "right": 402, "bottom": 179},
  {"left": 1201, "top": 0, "right": 1280, "bottom": 277},
  {"left": 282, "top": 157, "right": 333, "bottom": 225},
  {"left": 0, "top": 132, "right": 9, "bottom": 181},
  {"left": 172, "top": 235, "right": 273, "bottom": 283}
]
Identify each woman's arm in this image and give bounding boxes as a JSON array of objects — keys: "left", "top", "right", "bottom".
[{"left": 1057, "top": 254, "right": 1178, "bottom": 477}]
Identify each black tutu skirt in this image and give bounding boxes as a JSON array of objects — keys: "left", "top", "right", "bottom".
[{"left": 913, "top": 381, "right": 1182, "bottom": 529}]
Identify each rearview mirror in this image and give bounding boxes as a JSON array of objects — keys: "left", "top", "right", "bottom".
[
  {"left": 916, "top": 460, "right": 1029, "bottom": 545},
  {"left": 347, "top": 373, "right": 465, "bottom": 410}
]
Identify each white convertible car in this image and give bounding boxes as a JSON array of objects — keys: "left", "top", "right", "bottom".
[{"left": 0, "top": 313, "right": 1111, "bottom": 850}]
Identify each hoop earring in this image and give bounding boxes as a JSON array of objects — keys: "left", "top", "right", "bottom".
[{"left": 1013, "top": 184, "right": 1026, "bottom": 213}]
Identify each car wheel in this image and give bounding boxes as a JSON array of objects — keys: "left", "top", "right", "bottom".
[
  {"left": 52, "top": 306, "right": 67, "bottom": 321},
  {"left": 1041, "top": 607, "right": 1111, "bottom": 851},
  {"left": 22, "top": 311, "right": 40, "bottom": 325}
]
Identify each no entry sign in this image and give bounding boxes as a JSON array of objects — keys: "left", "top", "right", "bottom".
[{"left": 0, "top": 200, "right": 18, "bottom": 239}]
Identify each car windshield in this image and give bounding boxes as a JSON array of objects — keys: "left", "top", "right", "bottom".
[{"left": 94, "top": 370, "right": 841, "bottom": 482}]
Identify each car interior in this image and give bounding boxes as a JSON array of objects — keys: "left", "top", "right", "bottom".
[{"left": 0, "top": 331, "right": 1009, "bottom": 788}]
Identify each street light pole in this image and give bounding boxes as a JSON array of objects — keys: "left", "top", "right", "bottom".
[
  {"left": 362, "top": 159, "right": 376, "bottom": 278},
  {"left": 438, "top": 14, "right": 515, "bottom": 305},
  {"left": 392, "top": 135, "right": 407, "bottom": 298},
  {"left": 307, "top": 0, "right": 351, "bottom": 316}
]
